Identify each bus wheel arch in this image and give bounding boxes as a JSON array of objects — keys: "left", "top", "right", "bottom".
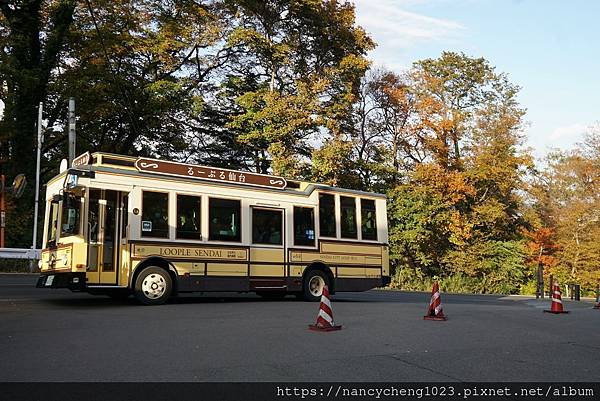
[
  {"left": 131, "top": 257, "right": 178, "bottom": 304},
  {"left": 302, "top": 262, "right": 334, "bottom": 302}
]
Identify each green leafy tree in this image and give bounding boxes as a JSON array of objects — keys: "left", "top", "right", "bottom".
[
  {"left": 224, "top": 0, "right": 374, "bottom": 177},
  {"left": 0, "top": 0, "right": 76, "bottom": 246},
  {"left": 50, "top": 0, "right": 224, "bottom": 160}
]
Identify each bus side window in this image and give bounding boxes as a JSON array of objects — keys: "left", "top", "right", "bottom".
[
  {"left": 209, "top": 198, "right": 241, "bottom": 242},
  {"left": 361, "top": 199, "right": 377, "bottom": 240},
  {"left": 340, "top": 196, "right": 357, "bottom": 239},
  {"left": 177, "top": 195, "right": 201, "bottom": 240},
  {"left": 294, "top": 206, "right": 315, "bottom": 246},
  {"left": 141, "top": 191, "right": 169, "bottom": 238},
  {"left": 319, "top": 193, "right": 336, "bottom": 237}
]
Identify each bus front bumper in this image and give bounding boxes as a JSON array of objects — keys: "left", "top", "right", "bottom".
[{"left": 36, "top": 272, "right": 86, "bottom": 291}]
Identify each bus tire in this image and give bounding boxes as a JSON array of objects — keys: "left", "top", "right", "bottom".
[
  {"left": 134, "top": 267, "right": 172, "bottom": 305},
  {"left": 302, "top": 270, "right": 329, "bottom": 302}
]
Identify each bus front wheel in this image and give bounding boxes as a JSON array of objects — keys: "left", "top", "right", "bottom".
[
  {"left": 134, "top": 267, "right": 172, "bottom": 305},
  {"left": 302, "top": 270, "right": 329, "bottom": 302}
]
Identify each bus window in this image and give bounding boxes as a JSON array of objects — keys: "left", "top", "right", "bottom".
[
  {"left": 46, "top": 201, "right": 59, "bottom": 248},
  {"left": 60, "top": 194, "right": 82, "bottom": 236},
  {"left": 252, "top": 208, "right": 282, "bottom": 245},
  {"left": 177, "top": 195, "right": 201, "bottom": 239},
  {"left": 319, "top": 193, "right": 336, "bottom": 237},
  {"left": 294, "top": 206, "right": 315, "bottom": 246},
  {"left": 209, "top": 198, "right": 241, "bottom": 242},
  {"left": 340, "top": 196, "right": 357, "bottom": 239},
  {"left": 141, "top": 191, "right": 169, "bottom": 238},
  {"left": 361, "top": 199, "right": 377, "bottom": 240}
]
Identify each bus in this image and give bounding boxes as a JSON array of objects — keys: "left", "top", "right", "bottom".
[{"left": 37, "top": 152, "right": 390, "bottom": 305}]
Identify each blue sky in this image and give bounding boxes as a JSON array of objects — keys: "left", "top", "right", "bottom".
[{"left": 353, "top": 0, "right": 600, "bottom": 159}]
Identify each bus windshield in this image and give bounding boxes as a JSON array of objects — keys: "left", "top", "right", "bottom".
[{"left": 60, "top": 193, "right": 82, "bottom": 236}]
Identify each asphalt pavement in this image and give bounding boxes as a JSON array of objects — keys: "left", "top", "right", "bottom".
[{"left": 1, "top": 273, "right": 599, "bottom": 382}]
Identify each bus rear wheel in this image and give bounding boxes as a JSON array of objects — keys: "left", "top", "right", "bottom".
[
  {"left": 302, "top": 270, "right": 329, "bottom": 302},
  {"left": 134, "top": 267, "right": 172, "bottom": 305}
]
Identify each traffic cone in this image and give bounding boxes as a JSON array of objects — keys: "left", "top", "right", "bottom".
[
  {"left": 308, "top": 286, "right": 342, "bottom": 332},
  {"left": 544, "top": 280, "right": 569, "bottom": 314},
  {"left": 424, "top": 281, "right": 447, "bottom": 321}
]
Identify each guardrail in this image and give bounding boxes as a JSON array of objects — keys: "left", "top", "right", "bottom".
[{"left": 0, "top": 248, "right": 41, "bottom": 260}]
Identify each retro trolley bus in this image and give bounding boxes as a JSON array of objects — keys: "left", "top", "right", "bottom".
[{"left": 37, "top": 152, "right": 390, "bottom": 304}]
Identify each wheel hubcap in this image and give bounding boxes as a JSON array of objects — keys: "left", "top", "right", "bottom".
[
  {"left": 142, "top": 273, "right": 166, "bottom": 299},
  {"left": 309, "top": 276, "right": 325, "bottom": 297}
]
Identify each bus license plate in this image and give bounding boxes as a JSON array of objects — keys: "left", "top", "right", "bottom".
[{"left": 45, "top": 275, "right": 54, "bottom": 286}]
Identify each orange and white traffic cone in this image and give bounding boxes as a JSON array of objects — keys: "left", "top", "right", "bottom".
[
  {"left": 424, "top": 281, "right": 447, "bottom": 321},
  {"left": 308, "top": 286, "right": 342, "bottom": 331},
  {"left": 544, "top": 280, "right": 569, "bottom": 314}
]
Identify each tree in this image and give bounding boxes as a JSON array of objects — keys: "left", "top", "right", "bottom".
[
  {"left": 0, "top": 0, "right": 76, "bottom": 246},
  {"left": 224, "top": 0, "right": 374, "bottom": 177},
  {"left": 386, "top": 52, "right": 531, "bottom": 289},
  {"left": 408, "top": 52, "right": 524, "bottom": 171},
  {"left": 49, "top": 0, "right": 225, "bottom": 160},
  {"left": 0, "top": 0, "right": 376, "bottom": 247},
  {"left": 528, "top": 130, "right": 600, "bottom": 290},
  {"left": 348, "top": 69, "right": 419, "bottom": 191}
]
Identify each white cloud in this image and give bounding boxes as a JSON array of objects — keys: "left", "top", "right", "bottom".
[
  {"left": 355, "top": 1, "right": 463, "bottom": 41},
  {"left": 549, "top": 123, "right": 587, "bottom": 141},
  {"left": 353, "top": 0, "right": 465, "bottom": 70}
]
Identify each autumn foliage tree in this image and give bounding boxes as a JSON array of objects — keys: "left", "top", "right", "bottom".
[
  {"left": 1, "top": 2, "right": 592, "bottom": 294},
  {"left": 375, "top": 53, "right": 532, "bottom": 293},
  {"left": 528, "top": 127, "right": 600, "bottom": 291}
]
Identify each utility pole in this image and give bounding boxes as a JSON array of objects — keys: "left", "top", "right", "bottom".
[
  {"left": 31, "top": 102, "right": 43, "bottom": 271},
  {"left": 0, "top": 174, "right": 4, "bottom": 248},
  {"left": 68, "top": 97, "right": 76, "bottom": 165}
]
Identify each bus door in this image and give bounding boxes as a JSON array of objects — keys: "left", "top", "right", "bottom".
[
  {"left": 249, "top": 207, "right": 286, "bottom": 290},
  {"left": 87, "top": 189, "right": 128, "bottom": 285}
]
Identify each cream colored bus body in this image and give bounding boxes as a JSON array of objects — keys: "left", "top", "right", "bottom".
[{"left": 38, "top": 153, "right": 389, "bottom": 299}]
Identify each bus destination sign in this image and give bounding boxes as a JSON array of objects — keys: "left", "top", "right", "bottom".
[
  {"left": 72, "top": 151, "right": 90, "bottom": 168},
  {"left": 134, "top": 157, "right": 288, "bottom": 190}
]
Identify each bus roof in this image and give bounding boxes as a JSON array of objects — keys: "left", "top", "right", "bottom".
[{"left": 51, "top": 152, "right": 386, "bottom": 199}]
